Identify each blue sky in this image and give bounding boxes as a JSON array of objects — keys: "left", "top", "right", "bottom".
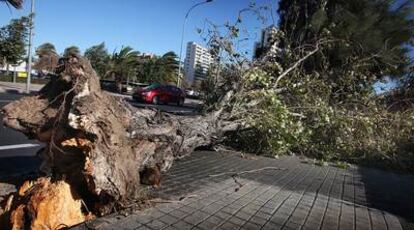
[{"left": 0, "top": 0, "right": 278, "bottom": 56}]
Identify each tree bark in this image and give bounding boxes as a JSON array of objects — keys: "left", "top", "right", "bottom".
[{"left": 0, "top": 55, "right": 229, "bottom": 229}]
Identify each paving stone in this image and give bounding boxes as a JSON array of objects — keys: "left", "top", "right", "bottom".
[
  {"left": 135, "top": 225, "right": 152, "bottom": 230},
  {"left": 240, "top": 222, "right": 261, "bottom": 230},
  {"left": 133, "top": 215, "right": 153, "bottom": 225},
  {"left": 197, "top": 220, "right": 220, "bottom": 230},
  {"left": 217, "top": 222, "right": 239, "bottom": 230},
  {"left": 227, "top": 216, "right": 246, "bottom": 226},
  {"left": 221, "top": 206, "right": 237, "bottom": 215},
  {"left": 284, "top": 221, "right": 302, "bottom": 229},
  {"left": 192, "top": 227, "right": 205, "bottom": 230},
  {"left": 301, "top": 222, "right": 321, "bottom": 230},
  {"left": 201, "top": 203, "right": 223, "bottom": 214},
  {"left": 205, "top": 214, "right": 224, "bottom": 224},
  {"left": 104, "top": 223, "right": 137, "bottom": 230},
  {"left": 187, "top": 200, "right": 204, "bottom": 209},
  {"left": 145, "top": 219, "right": 167, "bottom": 230},
  {"left": 214, "top": 211, "right": 232, "bottom": 220},
  {"left": 249, "top": 215, "right": 268, "bottom": 226},
  {"left": 215, "top": 199, "right": 231, "bottom": 206},
  {"left": 256, "top": 210, "right": 272, "bottom": 220},
  {"left": 155, "top": 204, "right": 176, "bottom": 214},
  {"left": 183, "top": 211, "right": 210, "bottom": 225},
  {"left": 271, "top": 215, "right": 289, "bottom": 225},
  {"left": 235, "top": 210, "right": 253, "bottom": 220},
  {"left": 227, "top": 202, "right": 244, "bottom": 211},
  {"left": 158, "top": 214, "right": 179, "bottom": 225},
  {"left": 113, "top": 215, "right": 143, "bottom": 230},
  {"left": 178, "top": 205, "right": 196, "bottom": 214},
  {"left": 171, "top": 220, "right": 193, "bottom": 230},
  {"left": 169, "top": 209, "right": 189, "bottom": 219},
  {"left": 142, "top": 208, "right": 164, "bottom": 219},
  {"left": 162, "top": 226, "right": 179, "bottom": 230},
  {"left": 262, "top": 221, "right": 283, "bottom": 230},
  {"left": 242, "top": 204, "right": 262, "bottom": 214}
]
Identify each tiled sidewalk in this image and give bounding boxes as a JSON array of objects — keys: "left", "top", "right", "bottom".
[{"left": 74, "top": 151, "right": 414, "bottom": 230}]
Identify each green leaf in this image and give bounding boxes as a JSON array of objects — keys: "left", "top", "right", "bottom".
[{"left": 311, "top": 9, "right": 327, "bottom": 32}]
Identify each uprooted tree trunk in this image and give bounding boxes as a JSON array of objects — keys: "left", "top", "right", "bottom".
[{"left": 0, "top": 55, "right": 237, "bottom": 229}]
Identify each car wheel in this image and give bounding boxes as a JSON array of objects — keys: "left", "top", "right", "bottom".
[
  {"left": 152, "top": 96, "right": 160, "bottom": 105},
  {"left": 177, "top": 98, "right": 185, "bottom": 106}
]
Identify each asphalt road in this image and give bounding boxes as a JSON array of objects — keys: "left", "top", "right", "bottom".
[
  {"left": 0, "top": 93, "right": 41, "bottom": 150},
  {"left": 0, "top": 92, "right": 201, "bottom": 179},
  {"left": 0, "top": 93, "right": 43, "bottom": 179}
]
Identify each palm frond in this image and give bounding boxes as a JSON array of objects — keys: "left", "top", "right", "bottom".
[{"left": 1, "top": 0, "right": 23, "bottom": 9}]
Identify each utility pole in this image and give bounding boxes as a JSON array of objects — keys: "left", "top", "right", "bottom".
[
  {"left": 26, "top": 0, "right": 35, "bottom": 94},
  {"left": 177, "top": 0, "right": 213, "bottom": 87},
  {"left": 13, "top": 65, "right": 17, "bottom": 83}
]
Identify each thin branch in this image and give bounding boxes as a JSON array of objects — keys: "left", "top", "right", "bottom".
[
  {"left": 209, "top": 167, "right": 287, "bottom": 178},
  {"left": 274, "top": 45, "right": 320, "bottom": 87},
  {"left": 148, "top": 195, "right": 199, "bottom": 204}
]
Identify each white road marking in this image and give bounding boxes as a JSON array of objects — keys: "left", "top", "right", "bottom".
[
  {"left": 0, "top": 143, "right": 40, "bottom": 151},
  {"left": 0, "top": 100, "right": 12, "bottom": 103}
]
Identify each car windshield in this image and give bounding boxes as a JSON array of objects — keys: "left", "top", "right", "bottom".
[{"left": 144, "top": 83, "right": 162, "bottom": 90}]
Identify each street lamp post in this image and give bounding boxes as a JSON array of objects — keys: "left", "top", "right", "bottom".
[
  {"left": 26, "top": 0, "right": 35, "bottom": 94},
  {"left": 177, "top": 0, "right": 212, "bottom": 87}
]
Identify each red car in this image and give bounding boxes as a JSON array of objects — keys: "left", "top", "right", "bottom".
[{"left": 133, "top": 84, "right": 186, "bottom": 106}]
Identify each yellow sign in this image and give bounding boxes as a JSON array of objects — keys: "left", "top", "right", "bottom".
[{"left": 17, "top": 72, "right": 28, "bottom": 78}]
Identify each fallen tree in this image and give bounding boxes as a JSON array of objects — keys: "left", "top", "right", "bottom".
[
  {"left": 0, "top": 32, "right": 324, "bottom": 228},
  {"left": 0, "top": 55, "right": 239, "bottom": 229}
]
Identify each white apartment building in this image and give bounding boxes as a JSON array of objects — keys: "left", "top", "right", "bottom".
[
  {"left": 139, "top": 53, "right": 155, "bottom": 59},
  {"left": 0, "top": 62, "right": 29, "bottom": 73},
  {"left": 183, "top": 42, "right": 213, "bottom": 86},
  {"left": 253, "top": 25, "right": 279, "bottom": 59}
]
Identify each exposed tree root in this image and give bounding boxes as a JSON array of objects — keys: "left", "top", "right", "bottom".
[{"left": 0, "top": 178, "right": 94, "bottom": 230}]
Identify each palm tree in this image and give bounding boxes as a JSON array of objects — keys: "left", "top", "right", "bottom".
[
  {"left": 36, "top": 43, "right": 56, "bottom": 55},
  {"left": 137, "top": 52, "right": 179, "bottom": 84},
  {"left": 84, "top": 42, "right": 110, "bottom": 78},
  {"left": 34, "top": 42, "right": 59, "bottom": 74},
  {"left": 1, "top": 0, "right": 23, "bottom": 9},
  {"left": 63, "top": 46, "right": 81, "bottom": 58},
  {"left": 106, "top": 46, "right": 139, "bottom": 92},
  {"left": 157, "top": 51, "right": 179, "bottom": 84}
]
